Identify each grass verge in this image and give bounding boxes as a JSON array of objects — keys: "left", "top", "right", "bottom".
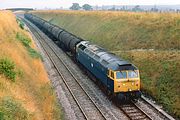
[{"left": 0, "top": 10, "right": 62, "bottom": 119}]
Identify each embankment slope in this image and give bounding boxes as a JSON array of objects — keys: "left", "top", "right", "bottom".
[{"left": 0, "top": 10, "right": 61, "bottom": 119}]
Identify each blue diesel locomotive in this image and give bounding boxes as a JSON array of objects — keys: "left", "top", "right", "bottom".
[
  {"left": 24, "top": 13, "right": 141, "bottom": 100},
  {"left": 76, "top": 41, "right": 141, "bottom": 99}
]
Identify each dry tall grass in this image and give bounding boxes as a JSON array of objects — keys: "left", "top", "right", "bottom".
[
  {"left": 33, "top": 10, "right": 180, "bottom": 50},
  {"left": 0, "top": 10, "right": 61, "bottom": 119}
]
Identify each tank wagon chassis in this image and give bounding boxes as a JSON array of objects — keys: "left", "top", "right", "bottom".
[{"left": 24, "top": 13, "right": 141, "bottom": 101}]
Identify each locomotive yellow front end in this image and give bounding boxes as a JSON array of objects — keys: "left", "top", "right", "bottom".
[
  {"left": 114, "top": 70, "right": 140, "bottom": 92},
  {"left": 109, "top": 69, "right": 141, "bottom": 100}
]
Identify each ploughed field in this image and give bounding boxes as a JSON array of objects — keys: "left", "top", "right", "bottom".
[{"left": 32, "top": 10, "right": 180, "bottom": 118}]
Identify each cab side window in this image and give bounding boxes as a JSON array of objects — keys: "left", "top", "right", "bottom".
[
  {"left": 111, "top": 71, "right": 114, "bottom": 79},
  {"left": 78, "top": 45, "right": 86, "bottom": 51}
]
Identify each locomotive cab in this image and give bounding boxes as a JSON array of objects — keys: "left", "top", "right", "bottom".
[{"left": 108, "top": 68, "right": 141, "bottom": 100}]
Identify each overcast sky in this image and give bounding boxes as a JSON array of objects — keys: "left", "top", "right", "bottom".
[{"left": 0, "top": 0, "right": 180, "bottom": 9}]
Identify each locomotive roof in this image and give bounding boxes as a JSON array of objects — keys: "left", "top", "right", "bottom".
[{"left": 80, "top": 41, "right": 137, "bottom": 71}]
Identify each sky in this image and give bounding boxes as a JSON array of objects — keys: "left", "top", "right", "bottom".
[{"left": 0, "top": 0, "right": 180, "bottom": 9}]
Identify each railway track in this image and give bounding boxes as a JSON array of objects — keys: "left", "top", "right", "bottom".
[
  {"left": 118, "top": 96, "right": 175, "bottom": 120},
  {"left": 119, "top": 100, "right": 152, "bottom": 120},
  {"left": 140, "top": 96, "right": 175, "bottom": 120},
  {"left": 23, "top": 18, "right": 108, "bottom": 120}
]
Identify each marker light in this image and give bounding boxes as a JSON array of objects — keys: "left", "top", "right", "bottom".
[{"left": 136, "top": 82, "right": 139, "bottom": 86}]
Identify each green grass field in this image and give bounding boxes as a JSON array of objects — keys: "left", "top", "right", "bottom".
[{"left": 33, "top": 10, "right": 180, "bottom": 118}]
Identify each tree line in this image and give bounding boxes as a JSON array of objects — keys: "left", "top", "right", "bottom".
[
  {"left": 70, "top": 3, "right": 92, "bottom": 11},
  {"left": 69, "top": 3, "right": 180, "bottom": 13}
]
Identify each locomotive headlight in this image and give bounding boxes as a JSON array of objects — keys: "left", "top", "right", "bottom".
[
  {"left": 136, "top": 81, "right": 139, "bottom": 86},
  {"left": 123, "top": 83, "right": 125, "bottom": 86}
]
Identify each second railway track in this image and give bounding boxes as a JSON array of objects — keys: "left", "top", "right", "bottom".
[
  {"left": 23, "top": 18, "right": 108, "bottom": 120},
  {"left": 118, "top": 100, "right": 152, "bottom": 120}
]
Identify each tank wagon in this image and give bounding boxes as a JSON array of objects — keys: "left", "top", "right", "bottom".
[{"left": 24, "top": 13, "right": 141, "bottom": 100}]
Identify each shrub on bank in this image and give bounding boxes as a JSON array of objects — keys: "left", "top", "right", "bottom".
[
  {"left": 0, "top": 58, "right": 16, "bottom": 81},
  {"left": 16, "top": 32, "right": 42, "bottom": 59},
  {"left": 16, "top": 18, "right": 25, "bottom": 30},
  {"left": 0, "top": 97, "right": 29, "bottom": 120}
]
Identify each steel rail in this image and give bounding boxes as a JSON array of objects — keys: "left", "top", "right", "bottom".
[{"left": 141, "top": 96, "right": 175, "bottom": 120}]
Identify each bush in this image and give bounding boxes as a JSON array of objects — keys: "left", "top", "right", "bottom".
[
  {"left": 0, "top": 112, "right": 4, "bottom": 120},
  {"left": 27, "top": 47, "right": 42, "bottom": 59},
  {"left": 0, "top": 58, "right": 16, "bottom": 81},
  {"left": 16, "top": 18, "right": 24, "bottom": 29},
  {"left": 16, "top": 33, "right": 42, "bottom": 59},
  {"left": 16, "top": 32, "right": 31, "bottom": 47},
  {"left": 0, "top": 97, "right": 29, "bottom": 120}
]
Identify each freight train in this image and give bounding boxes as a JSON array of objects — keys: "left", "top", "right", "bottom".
[{"left": 24, "top": 13, "right": 141, "bottom": 100}]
